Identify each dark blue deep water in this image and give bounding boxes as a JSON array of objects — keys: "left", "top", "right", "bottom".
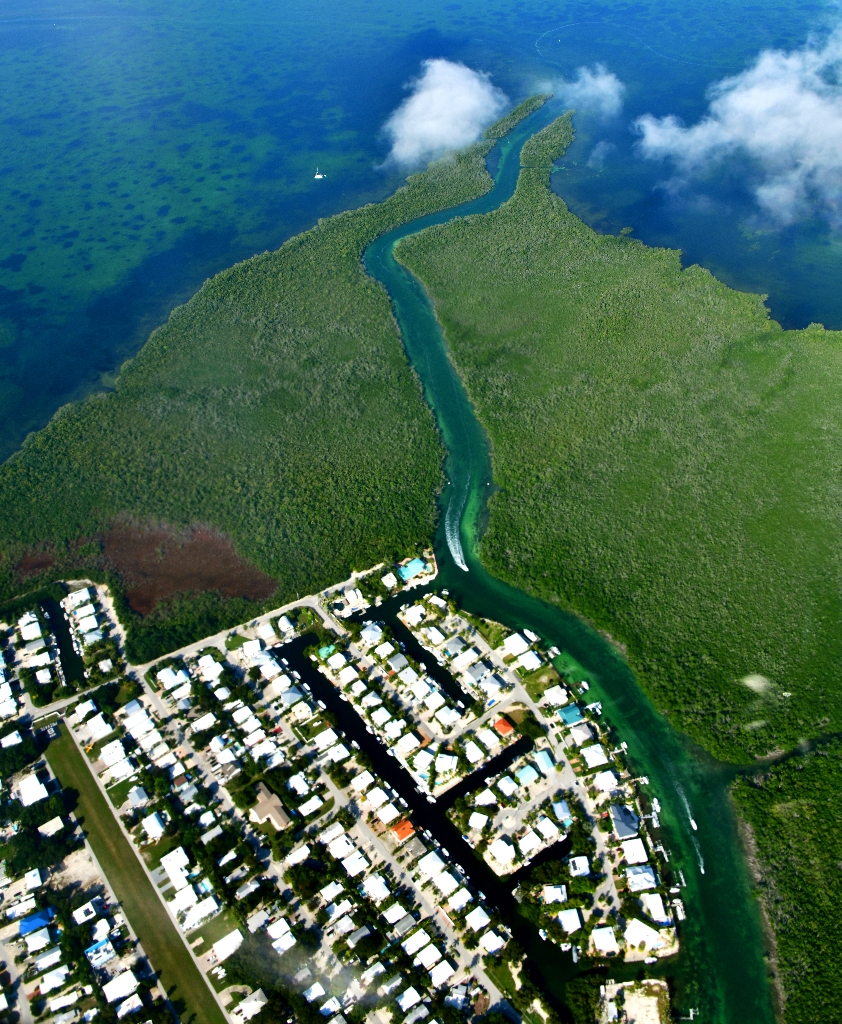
[{"left": 0, "top": 0, "right": 836, "bottom": 458}]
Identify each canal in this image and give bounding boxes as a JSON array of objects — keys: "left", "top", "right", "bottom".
[{"left": 361, "top": 102, "right": 774, "bottom": 1023}]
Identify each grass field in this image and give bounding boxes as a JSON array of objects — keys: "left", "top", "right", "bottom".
[{"left": 46, "top": 726, "right": 226, "bottom": 1024}]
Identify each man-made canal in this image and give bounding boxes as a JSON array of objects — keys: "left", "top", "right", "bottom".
[{"left": 360, "top": 104, "right": 774, "bottom": 1023}]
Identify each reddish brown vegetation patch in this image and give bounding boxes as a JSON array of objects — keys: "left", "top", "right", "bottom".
[
  {"left": 102, "top": 521, "right": 277, "bottom": 615},
  {"left": 16, "top": 550, "right": 56, "bottom": 578}
]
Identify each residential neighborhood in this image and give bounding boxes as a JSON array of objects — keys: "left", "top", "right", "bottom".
[{"left": 0, "top": 557, "right": 675, "bottom": 1024}]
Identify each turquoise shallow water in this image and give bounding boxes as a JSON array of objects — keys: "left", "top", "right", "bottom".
[
  {"left": 365, "top": 107, "right": 774, "bottom": 1023},
  {"left": 0, "top": 0, "right": 836, "bottom": 457}
]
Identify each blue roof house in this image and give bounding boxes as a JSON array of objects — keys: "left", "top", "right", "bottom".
[{"left": 558, "top": 705, "right": 584, "bottom": 726}]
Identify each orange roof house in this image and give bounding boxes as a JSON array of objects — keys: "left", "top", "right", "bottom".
[
  {"left": 493, "top": 717, "right": 515, "bottom": 737},
  {"left": 390, "top": 819, "right": 415, "bottom": 844}
]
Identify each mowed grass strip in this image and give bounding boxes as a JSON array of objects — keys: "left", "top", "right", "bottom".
[{"left": 46, "top": 727, "right": 226, "bottom": 1024}]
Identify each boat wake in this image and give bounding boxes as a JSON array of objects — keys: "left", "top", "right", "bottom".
[
  {"left": 676, "top": 783, "right": 705, "bottom": 873},
  {"left": 445, "top": 475, "right": 470, "bottom": 571}
]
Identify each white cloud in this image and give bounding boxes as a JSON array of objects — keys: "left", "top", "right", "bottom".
[
  {"left": 554, "top": 64, "right": 625, "bottom": 118},
  {"left": 383, "top": 59, "right": 508, "bottom": 167},
  {"left": 587, "top": 140, "right": 616, "bottom": 169},
  {"left": 635, "top": 28, "right": 842, "bottom": 226}
]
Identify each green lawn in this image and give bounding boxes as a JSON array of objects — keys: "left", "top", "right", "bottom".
[
  {"left": 188, "top": 907, "right": 242, "bottom": 949},
  {"left": 46, "top": 726, "right": 226, "bottom": 1024},
  {"left": 106, "top": 775, "right": 139, "bottom": 808},
  {"left": 521, "top": 665, "right": 561, "bottom": 701}
]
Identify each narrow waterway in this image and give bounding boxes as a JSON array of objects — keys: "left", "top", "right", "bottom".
[{"left": 363, "top": 104, "right": 775, "bottom": 1024}]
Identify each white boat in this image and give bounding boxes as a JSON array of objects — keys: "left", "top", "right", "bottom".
[{"left": 314, "top": 167, "right": 325, "bottom": 179}]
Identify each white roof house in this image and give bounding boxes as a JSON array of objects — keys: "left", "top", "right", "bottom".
[
  {"left": 622, "top": 838, "right": 649, "bottom": 865},
  {"left": 641, "top": 892, "right": 671, "bottom": 925},
  {"left": 591, "top": 926, "right": 620, "bottom": 955},
  {"left": 416, "top": 851, "right": 446, "bottom": 879},
  {"left": 592, "top": 769, "right": 619, "bottom": 793},
  {"left": 102, "top": 971, "right": 139, "bottom": 1003},
  {"left": 213, "top": 929, "right": 244, "bottom": 962},
  {"left": 480, "top": 931, "right": 505, "bottom": 953},
  {"left": 143, "top": 813, "right": 166, "bottom": 841},
  {"left": 580, "top": 745, "right": 609, "bottom": 769},
  {"left": 18, "top": 774, "right": 49, "bottom": 806},
  {"left": 464, "top": 906, "right": 491, "bottom": 932},
  {"left": 488, "top": 837, "right": 515, "bottom": 865},
  {"left": 464, "top": 741, "right": 484, "bottom": 764},
  {"left": 558, "top": 908, "right": 582, "bottom": 933},
  {"left": 432, "top": 872, "right": 459, "bottom": 897},
  {"left": 468, "top": 812, "right": 489, "bottom": 831},
  {"left": 569, "top": 856, "right": 590, "bottom": 877},
  {"left": 501, "top": 633, "right": 530, "bottom": 657},
  {"left": 341, "top": 851, "right": 369, "bottom": 877},
  {"left": 87, "top": 713, "right": 113, "bottom": 741},
  {"left": 416, "top": 943, "right": 442, "bottom": 969},
  {"left": 100, "top": 739, "right": 127, "bottom": 767},
  {"left": 518, "top": 830, "right": 542, "bottom": 856},
  {"left": 626, "top": 865, "right": 658, "bottom": 892},
  {"left": 624, "top": 918, "right": 665, "bottom": 953},
  {"left": 396, "top": 987, "right": 421, "bottom": 1012},
  {"left": 448, "top": 888, "right": 473, "bottom": 912},
  {"left": 381, "top": 902, "right": 407, "bottom": 925},
  {"left": 402, "top": 930, "right": 430, "bottom": 956},
  {"left": 429, "top": 960, "right": 456, "bottom": 987},
  {"left": 515, "top": 650, "right": 542, "bottom": 673}
]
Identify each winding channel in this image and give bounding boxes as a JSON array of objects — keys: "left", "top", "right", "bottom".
[{"left": 354, "top": 105, "right": 774, "bottom": 1024}]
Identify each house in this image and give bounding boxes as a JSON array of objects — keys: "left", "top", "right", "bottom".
[
  {"left": 102, "top": 971, "right": 139, "bottom": 1003},
  {"left": 232, "top": 989, "right": 268, "bottom": 1022},
  {"left": 515, "top": 765, "right": 539, "bottom": 787},
  {"left": 390, "top": 819, "right": 415, "bottom": 844},
  {"left": 541, "top": 684, "right": 568, "bottom": 706},
  {"left": 591, "top": 926, "right": 620, "bottom": 956},
  {"left": 18, "top": 774, "right": 49, "bottom": 806},
  {"left": 610, "top": 804, "right": 640, "bottom": 839},
  {"left": 622, "top": 838, "right": 649, "bottom": 865},
  {"left": 442, "top": 636, "right": 465, "bottom": 658},
  {"left": 518, "top": 830, "right": 542, "bottom": 856},
  {"left": 592, "top": 770, "right": 619, "bottom": 793},
  {"left": 493, "top": 717, "right": 514, "bottom": 737},
  {"left": 569, "top": 856, "right": 590, "bottom": 877},
  {"left": 641, "top": 893, "right": 671, "bottom": 925},
  {"left": 625, "top": 865, "right": 658, "bottom": 892},
  {"left": 558, "top": 908, "right": 582, "bottom": 932},
  {"left": 534, "top": 749, "right": 555, "bottom": 775},
  {"left": 580, "top": 745, "right": 609, "bottom": 770},
  {"left": 488, "top": 837, "right": 515, "bottom": 865},
  {"left": 501, "top": 633, "right": 530, "bottom": 658},
  {"left": 464, "top": 906, "right": 490, "bottom": 931},
  {"left": 142, "top": 813, "right": 166, "bottom": 841},
  {"left": 515, "top": 650, "right": 542, "bottom": 673},
  {"left": 558, "top": 705, "right": 584, "bottom": 726},
  {"left": 248, "top": 783, "right": 290, "bottom": 831}
]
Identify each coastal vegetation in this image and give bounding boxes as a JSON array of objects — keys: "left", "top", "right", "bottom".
[
  {"left": 0, "top": 98, "right": 548, "bottom": 660},
  {"left": 733, "top": 742, "right": 842, "bottom": 1024},
  {"left": 396, "top": 112, "right": 842, "bottom": 1020},
  {"left": 397, "top": 114, "right": 842, "bottom": 763}
]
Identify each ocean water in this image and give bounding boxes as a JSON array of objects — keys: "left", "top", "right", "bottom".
[{"left": 0, "top": 0, "right": 834, "bottom": 459}]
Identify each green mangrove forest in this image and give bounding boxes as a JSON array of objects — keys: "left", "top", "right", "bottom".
[
  {"left": 396, "top": 112, "right": 842, "bottom": 1021},
  {"left": 0, "top": 98, "right": 547, "bottom": 628}
]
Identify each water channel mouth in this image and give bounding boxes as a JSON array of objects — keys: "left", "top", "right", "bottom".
[{"left": 362, "top": 103, "right": 775, "bottom": 1024}]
